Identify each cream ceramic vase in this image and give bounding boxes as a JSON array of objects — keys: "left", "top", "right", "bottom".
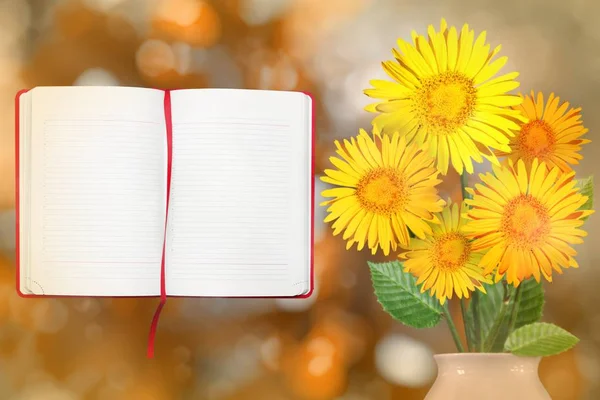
[{"left": 425, "top": 353, "right": 551, "bottom": 400}]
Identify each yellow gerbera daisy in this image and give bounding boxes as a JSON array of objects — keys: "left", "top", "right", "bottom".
[
  {"left": 463, "top": 158, "right": 594, "bottom": 286},
  {"left": 399, "top": 201, "right": 490, "bottom": 305},
  {"left": 321, "top": 128, "right": 445, "bottom": 255},
  {"left": 496, "top": 91, "right": 590, "bottom": 172},
  {"left": 364, "top": 18, "right": 525, "bottom": 175}
]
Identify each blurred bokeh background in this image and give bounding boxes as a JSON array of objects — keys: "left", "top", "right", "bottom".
[{"left": 1, "top": 0, "right": 599, "bottom": 399}]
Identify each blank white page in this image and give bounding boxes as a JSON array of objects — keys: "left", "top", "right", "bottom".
[
  {"left": 166, "top": 89, "right": 311, "bottom": 297},
  {"left": 26, "top": 87, "right": 167, "bottom": 296}
]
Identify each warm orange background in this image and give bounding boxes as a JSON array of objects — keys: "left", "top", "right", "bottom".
[{"left": 0, "top": 0, "right": 599, "bottom": 399}]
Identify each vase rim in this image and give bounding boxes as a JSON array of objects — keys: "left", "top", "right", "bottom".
[{"left": 434, "top": 353, "right": 540, "bottom": 359}]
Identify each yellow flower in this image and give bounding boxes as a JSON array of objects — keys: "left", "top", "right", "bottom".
[
  {"left": 364, "top": 18, "right": 524, "bottom": 175},
  {"left": 321, "top": 128, "right": 445, "bottom": 255},
  {"left": 399, "top": 201, "right": 490, "bottom": 305},
  {"left": 496, "top": 91, "right": 590, "bottom": 172},
  {"left": 463, "top": 159, "right": 594, "bottom": 286}
]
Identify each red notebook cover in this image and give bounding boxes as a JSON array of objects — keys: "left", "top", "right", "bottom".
[{"left": 15, "top": 88, "right": 315, "bottom": 357}]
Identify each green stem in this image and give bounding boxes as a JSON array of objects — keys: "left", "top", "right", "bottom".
[
  {"left": 471, "top": 291, "right": 484, "bottom": 352},
  {"left": 460, "top": 298, "right": 471, "bottom": 352},
  {"left": 459, "top": 172, "right": 476, "bottom": 351},
  {"left": 460, "top": 172, "right": 470, "bottom": 200},
  {"left": 507, "top": 284, "right": 523, "bottom": 334},
  {"left": 483, "top": 281, "right": 510, "bottom": 351},
  {"left": 443, "top": 305, "right": 465, "bottom": 353}
]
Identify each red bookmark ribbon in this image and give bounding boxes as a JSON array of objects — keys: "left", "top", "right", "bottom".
[{"left": 147, "top": 90, "right": 173, "bottom": 358}]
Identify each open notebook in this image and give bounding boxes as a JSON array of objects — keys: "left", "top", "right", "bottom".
[{"left": 16, "top": 87, "right": 314, "bottom": 351}]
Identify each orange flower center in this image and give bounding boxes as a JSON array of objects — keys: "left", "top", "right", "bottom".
[
  {"left": 415, "top": 71, "right": 477, "bottom": 135},
  {"left": 356, "top": 167, "right": 407, "bottom": 215},
  {"left": 501, "top": 195, "right": 551, "bottom": 249},
  {"left": 432, "top": 232, "right": 471, "bottom": 272},
  {"left": 517, "top": 120, "right": 556, "bottom": 161}
]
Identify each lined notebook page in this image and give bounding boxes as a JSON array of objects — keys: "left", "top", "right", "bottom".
[
  {"left": 166, "top": 89, "right": 310, "bottom": 297},
  {"left": 27, "top": 87, "right": 167, "bottom": 296}
]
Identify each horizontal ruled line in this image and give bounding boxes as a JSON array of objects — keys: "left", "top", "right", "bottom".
[
  {"left": 169, "top": 273, "right": 287, "bottom": 277},
  {"left": 170, "top": 266, "right": 286, "bottom": 270},
  {"left": 167, "top": 238, "right": 284, "bottom": 244},
  {"left": 43, "top": 156, "right": 162, "bottom": 161},
  {"left": 43, "top": 234, "right": 160, "bottom": 239},
  {"left": 44, "top": 119, "right": 162, "bottom": 124},
  {"left": 42, "top": 188, "right": 161, "bottom": 193},
  {"left": 174, "top": 121, "right": 289, "bottom": 127},
  {"left": 42, "top": 260, "right": 158, "bottom": 264},
  {"left": 170, "top": 262, "right": 286, "bottom": 266},
  {"left": 44, "top": 137, "right": 162, "bottom": 143},
  {"left": 43, "top": 168, "right": 161, "bottom": 173},
  {"left": 43, "top": 229, "right": 162, "bottom": 233},
  {"left": 40, "top": 277, "right": 158, "bottom": 280}
]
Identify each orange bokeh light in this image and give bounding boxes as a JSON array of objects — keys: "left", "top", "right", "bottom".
[{"left": 151, "top": 0, "right": 221, "bottom": 48}]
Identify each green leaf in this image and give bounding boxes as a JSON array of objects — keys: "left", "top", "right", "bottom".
[
  {"left": 368, "top": 261, "right": 443, "bottom": 328},
  {"left": 514, "top": 278, "right": 545, "bottom": 329},
  {"left": 505, "top": 322, "right": 579, "bottom": 356},
  {"left": 465, "top": 279, "right": 544, "bottom": 352},
  {"left": 576, "top": 175, "right": 594, "bottom": 221}
]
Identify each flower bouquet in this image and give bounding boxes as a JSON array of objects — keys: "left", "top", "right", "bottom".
[{"left": 320, "top": 19, "right": 594, "bottom": 398}]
